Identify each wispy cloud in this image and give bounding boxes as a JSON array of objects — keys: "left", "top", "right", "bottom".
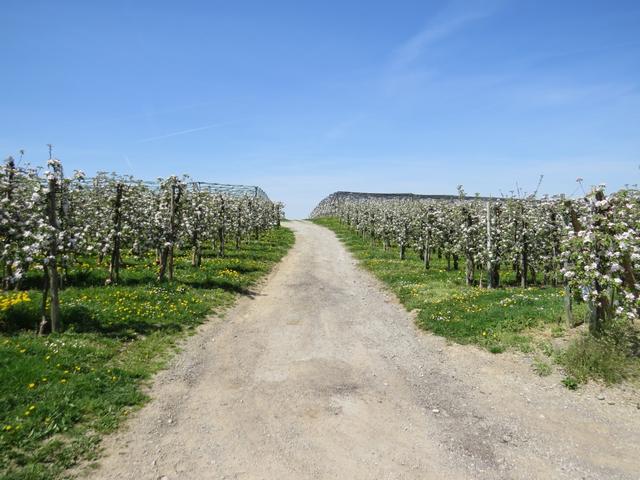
[
  {"left": 390, "top": 2, "right": 499, "bottom": 70},
  {"left": 391, "top": 13, "right": 486, "bottom": 70},
  {"left": 135, "top": 122, "right": 232, "bottom": 143}
]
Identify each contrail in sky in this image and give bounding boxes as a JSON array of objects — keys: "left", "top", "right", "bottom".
[{"left": 135, "top": 122, "right": 231, "bottom": 143}]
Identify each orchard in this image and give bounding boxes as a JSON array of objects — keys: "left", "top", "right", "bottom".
[
  {"left": 311, "top": 186, "right": 640, "bottom": 336},
  {"left": 0, "top": 155, "right": 284, "bottom": 334}
]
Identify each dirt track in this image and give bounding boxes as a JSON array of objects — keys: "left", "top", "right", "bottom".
[{"left": 90, "top": 220, "right": 640, "bottom": 480}]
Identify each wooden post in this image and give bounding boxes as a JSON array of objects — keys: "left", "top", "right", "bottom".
[
  {"left": 3, "top": 157, "right": 16, "bottom": 288},
  {"left": 46, "top": 176, "right": 61, "bottom": 332},
  {"left": 520, "top": 202, "right": 528, "bottom": 288},
  {"left": 486, "top": 202, "right": 491, "bottom": 288}
]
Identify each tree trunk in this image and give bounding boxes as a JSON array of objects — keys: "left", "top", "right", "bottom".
[
  {"left": 463, "top": 210, "right": 473, "bottom": 283},
  {"left": 465, "top": 258, "right": 474, "bottom": 286},
  {"left": 490, "top": 268, "right": 499, "bottom": 289},
  {"left": 158, "top": 246, "right": 169, "bottom": 281},
  {"left": 588, "top": 280, "right": 609, "bottom": 334},
  {"left": 218, "top": 228, "right": 225, "bottom": 257},
  {"left": 108, "top": 183, "right": 123, "bottom": 284},
  {"left": 158, "top": 183, "right": 181, "bottom": 282},
  {"left": 38, "top": 273, "right": 49, "bottom": 335},
  {"left": 192, "top": 228, "right": 202, "bottom": 266},
  {"left": 192, "top": 244, "right": 202, "bottom": 267},
  {"left": 587, "top": 191, "right": 611, "bottom": 332},
  {"left": 486, "top": 202, "right": 499, "bottom": 288},
  {"left": 564, "top": 283, "right": 575, "bottom": 327},
  {"left": 168, "top": 246, "right": 174, "bottom": 281},
  {"left": 424, "top": 236, "right": 430, "bottom": 269}
]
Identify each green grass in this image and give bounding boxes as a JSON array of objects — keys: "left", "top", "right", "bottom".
[
  {"left": 0, "top": 227, "right": 294, "bottom": 480},
  {"left": 315, "top": 217, "right": 640, "bottom": 387},
  {"left": 533, "top": 358, "right": 552, "bottom": 377},
  {"left": 557, "top": 320, "right": 640, "bottom": 384}
]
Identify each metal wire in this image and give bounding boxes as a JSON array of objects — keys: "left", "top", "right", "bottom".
[
  {"left": 3, "top": 165, "right": 270, "bottom": 200},
  {"left": 191, "top": 182, "right": 269, "bottom": 200}
]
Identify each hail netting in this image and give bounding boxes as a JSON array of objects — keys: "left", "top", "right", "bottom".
[{"left": 311, "top": 188, "right": 640, "bottom": 334}]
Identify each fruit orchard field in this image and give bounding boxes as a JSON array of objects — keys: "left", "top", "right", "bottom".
[
  {"left": 313, "top": 217, "right": 639, "bottom": 385},
  {"left": 0, "top": 157, "right": 294, "bottom": 480}
]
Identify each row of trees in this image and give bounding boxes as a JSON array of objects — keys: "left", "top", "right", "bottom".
[
  {"left": 1, "top": 156, "right": 284, "bottom": 333},
  {"left": 311, "top": 186, "right": 639, "bottom": 334}
]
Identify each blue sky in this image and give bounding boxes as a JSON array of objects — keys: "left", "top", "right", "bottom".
[{"left": 2, "top": 0, "right": 639, "bottom": 218}]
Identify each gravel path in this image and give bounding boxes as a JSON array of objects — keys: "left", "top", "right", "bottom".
[{"left": 90, "top": 220, "right": 640, "bottom": 480}]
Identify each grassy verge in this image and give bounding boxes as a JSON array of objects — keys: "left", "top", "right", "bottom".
[
  {"left": 314, "top": 218, "right": 639, "bottom": 386},
  {"left": 557, "top": 320, "right": 640, "bottom": 386},
  {"left": 0, "top": 227, "right": 294, "bottom": 480}
]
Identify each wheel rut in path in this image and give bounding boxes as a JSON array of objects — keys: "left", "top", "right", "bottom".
[{"left": 90, "top": 220, "right": 640, "bottom": 480}]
